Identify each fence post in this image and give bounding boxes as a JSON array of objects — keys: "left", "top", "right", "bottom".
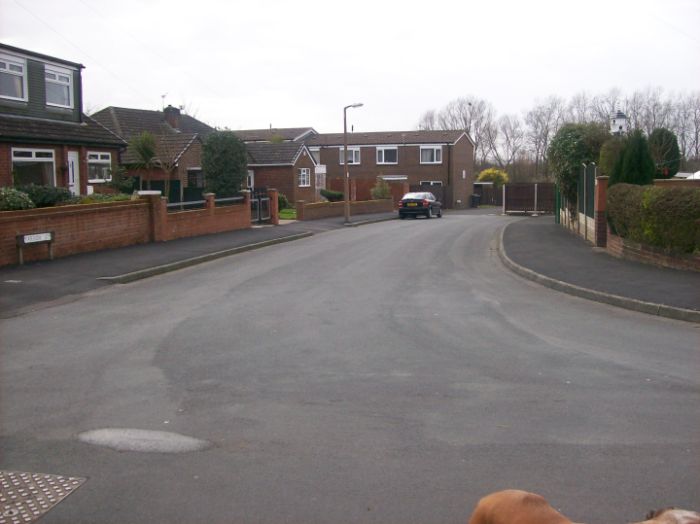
[
  {"left": 502, "top": 185, "right": 506, "bottom": 214},
  {"left": 296, "top": 200, "right": 306, "bottom": 221},
  {"left": 268, "top": 188, "right": 279, "bottom": 225},
  {"left": 534, "top": 183, "right": 538, "bottom": 214},
  {"left": 594, "top": 176, "right": 608, "bottom": 247}
]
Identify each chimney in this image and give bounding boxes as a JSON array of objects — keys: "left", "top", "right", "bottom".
[{"left": 164, "top": 105, "right": 181, "bottom": 130}]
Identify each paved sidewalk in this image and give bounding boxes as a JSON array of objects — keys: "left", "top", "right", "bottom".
[
  {"left": 501, "top": 215, "right": 700, "bottom": 322},
  {"left": 0, "top": 212, "right": 396, "bottom": 318}
]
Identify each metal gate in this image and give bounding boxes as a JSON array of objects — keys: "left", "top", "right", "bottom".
[{"left": 250, "top": 187, "right": 271, "bottom": 223}]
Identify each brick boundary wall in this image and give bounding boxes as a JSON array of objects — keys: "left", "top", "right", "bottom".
[
  {"left": 0, "top": 191, "right": 261, "bottom": 267},
  {"left": 295, "top": 199, "right": 394, "bottom": 221},
  {"left": 606, "top": 228, "right": 700, "bottom": 272}
]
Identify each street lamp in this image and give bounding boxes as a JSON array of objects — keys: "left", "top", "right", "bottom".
[{"left": 344, "top": 102, "right": 363, "bottom": 224}]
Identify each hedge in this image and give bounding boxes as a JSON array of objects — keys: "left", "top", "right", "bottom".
[
  {"left": 320, "top": 188, "right": 343, "bottom": 202},
  {"left": 607, "top": 183, "right": 700, "bottom": 254},
  {"left": 16, "top": 184, "right": 73, "bottom": 207}
]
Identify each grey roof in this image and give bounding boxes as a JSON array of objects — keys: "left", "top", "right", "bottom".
[
  {"left": 0, "top": 43, "right": 84, "bottom": 70},
  {"left": 120, "top": 133, "right": 201, "bottom": 166},
  {"left": 305, "top": 130, "right": 468, "bottom": 147},
  {"left": 246, "top": 142, "right": 307, "bottom": 166},
  {"left": 91, "top": 106, "right": 215, "bottom": 140},
  {"left": 234, "top": 127, "right": 317, "bottom": 142},
  {"left": 0, "top": 113, "right": 126, "bottom": 147}
]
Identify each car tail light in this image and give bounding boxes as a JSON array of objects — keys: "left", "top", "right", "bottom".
[{"left": 422, "top": 199, "right": 430, "bottom": 207}]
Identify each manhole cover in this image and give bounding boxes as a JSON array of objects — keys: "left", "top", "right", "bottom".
[{"left": 0, "top": 471, "right": 86, "bottom": 524}]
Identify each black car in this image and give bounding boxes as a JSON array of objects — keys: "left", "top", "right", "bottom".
[{"left": 398, "top": 192, "right": 442, "bottom": 219}]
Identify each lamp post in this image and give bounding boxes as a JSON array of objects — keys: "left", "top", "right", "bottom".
[{"left": 344, "top": 102, "right": 363, "bottom": 224}]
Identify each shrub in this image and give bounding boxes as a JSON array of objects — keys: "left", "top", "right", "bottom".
[
  {"left": 607, "top": 183, "right": 700, "bottom": 253},
  {"left": 476, "top": 167, "right": 509, "bottom": 189},
  {"left": 320, "top": 188, "right": 343, "bottom": 202},
  {"left": 609, "top": 130, "right": 655, "bottom": 186},
  {"left": 370, "top": 178, "right": 391, "bottom": 199},
  {"left": 278, "top": 193, "right": 289, "bottom": 210},
  {"left": 17, "top": 184, "right": 72, "bottom": 207},
  {"left": 108, "top": 167, "right": 137, "bottom": 193},
  {"left": 78, "top": 193, "right": 131, "bottom": 204},
  {"left": 0, "top": 187, "right": 35, "bottom": 211}
]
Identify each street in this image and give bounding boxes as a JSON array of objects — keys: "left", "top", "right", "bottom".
[{"left": 1, "top": 213, "right": 698, "bottom": 524}]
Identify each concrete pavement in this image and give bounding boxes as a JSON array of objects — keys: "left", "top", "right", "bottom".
[{"left": 500, "top": 216, "right": 700, "bottom": 323}]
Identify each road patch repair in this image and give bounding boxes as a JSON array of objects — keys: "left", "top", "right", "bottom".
[
  {"left": 0, "top": 470, "right": 86, "bottom": 524},
  {"left": 78, "top": 428, "right": 211, "bottom": 453}
]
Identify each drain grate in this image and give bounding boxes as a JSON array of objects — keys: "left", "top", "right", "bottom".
[{"left": 0, "top": 471, "right": 86, "bottom": 524}]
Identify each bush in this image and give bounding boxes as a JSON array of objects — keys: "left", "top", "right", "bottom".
[
  {"left": 607, "top": 183, "right": 700, "bottom": 253},
  {"left": 476, "top": 167, "right": 509, "bottom": 189},
  {"left": 16, "top": 184, "right": 72, "bottom": 207},
  {"left": 278, "top": 193, "right": 289, "bottom": 210},
  {"left": 370, "top": 178, "right": 391, "bottom": 199},
  {"left": 609, "top": 130, "right": 655, "bottom": 187},
  {"left": 320, "top": 188, "right": 343, "bottom": 202},
  {"left": 0, "top": 187, "right": 35, "bottom": 211},
  {"left": 78, "top": 193, "right": 131, "bottom": 204}
]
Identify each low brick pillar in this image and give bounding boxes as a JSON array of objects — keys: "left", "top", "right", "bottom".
[
  {"left": 594, "top": 176, "right": 608, "bottom": 247},
  {"left": 140, "top": 192, "right": 167, "bottom": 242},
  {"left": 295, "top": 200, "right": 306, "bottom": 221},
  {"left": 204, "top": 193, "right": 215, "bottom": 215},
  {"left": 268, "top": 188, "right": 279, "bottom": 225}
]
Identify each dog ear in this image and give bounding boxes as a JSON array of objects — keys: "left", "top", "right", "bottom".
[{"left": 646, "top": 508, "right": 675, "bottom": 520}]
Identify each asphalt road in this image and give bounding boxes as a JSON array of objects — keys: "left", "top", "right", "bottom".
[{"left": 1, "top": 213, "right": 698, "bottom": 524}]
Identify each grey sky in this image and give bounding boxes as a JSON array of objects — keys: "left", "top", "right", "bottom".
[{"left": 2, "top": 0, "right": 698, "bottom": 132}]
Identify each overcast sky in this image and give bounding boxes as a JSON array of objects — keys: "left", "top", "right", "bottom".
[{"left": 2, "top": 0, "right": 699, "bottom": 133}]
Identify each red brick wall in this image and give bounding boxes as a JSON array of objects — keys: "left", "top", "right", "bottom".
[
  {"left": 1, "top": 193, "right": 257, "bottom": 267},
  {"left": 296, "top": 198, "right": 393, "bottom": 221},
  {"left": 251, "top": 166, "right": 295, "bottom": 202},
  {"left": 1, "top": 200, "right": 151, "bottom": 266},
  {"left": 606, "top": 228, "right": 700, "bottom": 272},
  {"left": 449, "top": 136, "right": 475, "bottom": 208}
]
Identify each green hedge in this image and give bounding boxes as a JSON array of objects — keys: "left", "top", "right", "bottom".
[
  {"left": 607, "top": 183, "right": 700, "bottom": 254},
  {"left": 16, "top": 184, "right": 73, "bottom": 207},
  {"left": 320, "top": 188, "right": 343, "bottom": 202}
]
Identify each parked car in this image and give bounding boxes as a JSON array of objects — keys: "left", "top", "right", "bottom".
[{"left": 398, "top": 192, "right": 442, "bottom": 219}]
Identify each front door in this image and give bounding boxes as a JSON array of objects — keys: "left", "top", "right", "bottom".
[{"left": 67, "top": 151, "right": 80, "bottom": 195}]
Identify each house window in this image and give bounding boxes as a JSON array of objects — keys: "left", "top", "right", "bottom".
[
  {"left": 187, "top": 168, "right": 204, "bottom": 188},
  {"left": 376, "top": 147, "right": 398, "bottom": 164},
  {"left": 12, "top": 148, "right": 56, "bottom": 186},
  {"left": 339, "top": 148, "right": 360, "bottom": 165},
  {"left": 420, "top": 180, "right": 443, "bottom": 186},
  {"left": 309, "top": 147, "right": 321, "bottom": 164},
  {"left": 298, "top": 167, "right": 311, "bottom": 187},
  {"left": 420, "top": 146, "right": 442, "bottom": 164},
  {"left": 246, "top": 170, "right": 254, "bottom": 189},
  {"left": 45, "top": 66, "right": 73, "bottom": 108},
  {"left": 0, "top": 54, "right": 27, "bottom": 101},
  {"left": 87, "top": 152, "right": 112, "bottom": 182}
]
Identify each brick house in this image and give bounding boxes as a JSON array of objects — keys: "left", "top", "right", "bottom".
[
  {"left": 91, "top": 105, "right": 215, "bottom": 202},
  {"left": 246, "top": 142, "right": 319, "bottom": 203},
  {"left": 305, "top": 130, "right": 475, "bottom": 208},
  {"left": 234, "top": 127, "right": 317, "bottom": 143},
  {"left": 0, "top": 43, "right": 126, "bottom": 195}
]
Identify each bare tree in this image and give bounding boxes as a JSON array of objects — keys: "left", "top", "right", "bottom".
[
  {"left": 525, "top": 96, "right": 566, "bottom": 177},
  {"left": 568, "top": 92, "right": 596, "bottom": 124},
  {"left": 591, "top": 88, "right": 622, "bottom": 123},
  {"left": 486, "top": 114, "right": 525, "bottom": 170},
  {"left": 417, "top": 109, "right": 437, "bottom": 131}
]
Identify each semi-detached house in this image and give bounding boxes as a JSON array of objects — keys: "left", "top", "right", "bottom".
[
  {"left": 0, "top": 43, "right": 125, "bottom": 195},
  {"left": 304, "top": 130, "right": 475, "bottom": 208}
]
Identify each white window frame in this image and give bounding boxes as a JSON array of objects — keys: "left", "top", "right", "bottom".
[
  {"left": 308, "top": 147, "right": 321, "bottom": 164},
  {"left": 420, "top": 180, "right": 443, "bottom": 186},
  {"left": 298, "top": 167, "right": 311, "bottom": 187},
  {"left": 339, "top": 147, "right": 361, "bottom": 165},
  {"left": 45, "top": 65, "right": 74, "bottom": 109},
  {"left": 11, "top": 148, "right": 56, "bottom": 186},
  {"left": 0, "top": 53, "right": 28, "bottom": 102},
  {"left": 376, "top": 146, "right": 398, "bottom": 165},
  {"left": 246, "top": 169, "right": 255, "bottom": 189},
  {"left": 419, "top": 145, "right": 443, "bottom": 164},
  {"left": 87, "top": 152, "right": 112, "bottom": 183}
]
